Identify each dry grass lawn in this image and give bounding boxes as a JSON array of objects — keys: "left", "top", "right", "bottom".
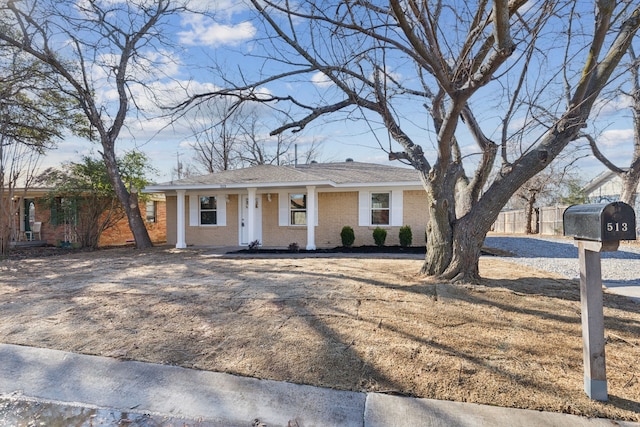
[{"left": 0, "top": 246, "right": 639, "bottom": 421}]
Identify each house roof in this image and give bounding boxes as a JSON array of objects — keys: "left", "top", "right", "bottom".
[
  {"left": 144, "top": 161, "right": 423, "bottom": 192},
  {"left": 582, "top": 170, "right": 618, "bottom": 195}
]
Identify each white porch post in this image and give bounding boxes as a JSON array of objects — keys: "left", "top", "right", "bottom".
[
  {"left": 306, "top": 185, "right": 316, "bottom": 250},
  {"left": 175, "top": 190, "right": 187, "bottom": 249},
  {"left": 247, "top": 187, "right": 257, "bottom": 244}
]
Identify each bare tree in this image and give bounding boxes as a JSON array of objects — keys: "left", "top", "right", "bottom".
[
  {"left": 0, "top": 0, "right": 192, "bottom": 249},
  {"left": 181, "top": 1, "right": 640, "bottom": 282},
  {"left": 585, "top": 44, "right": 640, "bottom": 207},
  {"left": 238, "top": 107, "right": 299, "bottom": 166},
  {"left": 187, "top": 97, "right": 244, "bottom": 173}
]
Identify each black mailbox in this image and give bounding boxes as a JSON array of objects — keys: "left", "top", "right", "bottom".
[{"left": 563, "top": 202, "right": 636, "bottom": 242}]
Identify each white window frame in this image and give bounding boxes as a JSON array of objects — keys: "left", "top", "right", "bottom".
[
  {"left": 189, "top": 194, "right": 227, "bottom": 226},
  {"left": 145, "top": 200, "right": 157, "bottom": 223},
  {"left": 199, "top": 196, "right": 218, "bottom": 225},
  {"left": 289, "top": 193, "right": 307, "bottom": 226},
  {"left": 359, "top": 190, "right": 403, "bottom": 227},
  {"left": 370, "top": 192, "right": 390, "bottom": 225},
  {"left": 278, "top": 191, "right": 319, "bottom": 226}
]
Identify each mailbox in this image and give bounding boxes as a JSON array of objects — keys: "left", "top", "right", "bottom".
[{"left": 563, "top": 202, "right": 636, "bottom": 242}]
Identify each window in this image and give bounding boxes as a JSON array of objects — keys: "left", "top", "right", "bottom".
[
  {"left": 145, "top": 200, "right": 157, "bottom": 223},
  {"left": 371, "top": 193, "right": 390, "bottom": 225},
  {"left": 200, "top": 196, "right": 217, "bottom": 225},
  {"left": 50, "top": 197, "right": 78, "bottom": 226},
  {"left": 290, "top": 193, "right": 307, "bottom": 225}
]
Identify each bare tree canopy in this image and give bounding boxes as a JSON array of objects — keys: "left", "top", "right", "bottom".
[
  {"left": 585, "top": 44, "right": 640, "bottom": 206},
  {"left": 181, "top": 0, "right": 640, "bottom": 282},
  {"left": 0, "top": 0, "right": 193, "bottom": 249}
]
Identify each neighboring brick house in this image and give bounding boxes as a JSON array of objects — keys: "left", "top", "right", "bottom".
[
  {"left": 144, "top": 161, "right": 429, "bottom": 249},
  {"left": 8, "top": 190, "right": 166, "bottom": 247}
]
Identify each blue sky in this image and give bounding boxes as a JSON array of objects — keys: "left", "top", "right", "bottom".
[{"left": 39, "top": 0, "right": 638, "bottom": 185}]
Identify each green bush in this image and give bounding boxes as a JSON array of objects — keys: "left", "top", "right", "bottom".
[
  {"left": 399, "top": 225, "right": 412, "bottom": 247},
  {"left": 340, "top": 226, "right": 355, "bottom": 247},
  {"left": 373, "top": 227, "right": 387, "bottom": 247}
]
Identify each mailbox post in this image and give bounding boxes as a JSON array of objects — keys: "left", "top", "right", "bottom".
[{"left": 563, "top": 202, "right": 636, "bottom": 401}]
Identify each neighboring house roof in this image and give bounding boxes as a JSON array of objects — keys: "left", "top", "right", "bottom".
[
  {"left": 145, "top": 162, "right": 423, "bottom": 192},
  {"left": 582, "top": 170, "right": 619, "bottom": 195}
]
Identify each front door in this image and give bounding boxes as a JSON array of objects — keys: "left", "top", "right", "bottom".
[{"left": 239, "top": 194, "right": 262, "bottom": 245}]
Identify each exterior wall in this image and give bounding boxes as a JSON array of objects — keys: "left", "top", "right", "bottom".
[
  {"left": 166, "top": 189, "right": 430, "bottom": 248},
  {"left": 261, "top": 193, "right": 307, "bottom": 247},
  {"left": 316, "top": 191, "right": 359, "bottom": 247},
  {"left": 184, "top": 194, "right": 240, "bottom": 246},
  {"left": 98, "top": 200, "right": 167, "bottom": 246},
  {"left": 401, "top": 190, "right": 429, "bottom": 245},
  {"left": 166, "top": 196, "right": 178, "bottom": 245},
  {"left": 16, "top": 196, "right": 167, "bottom": 247}
]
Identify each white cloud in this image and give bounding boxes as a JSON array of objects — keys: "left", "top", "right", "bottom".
[
  {"left": 599, "top": 128, "right": 634, "bottom": 147},
  {"left": 177, "top": 15, "right": 256, "bottom": 47},
  {"left": 311, "top": 71, "right": 334, "bottom": 88},
  {"left": 594, "top": 95, "right": 633, "bottom": 116}
]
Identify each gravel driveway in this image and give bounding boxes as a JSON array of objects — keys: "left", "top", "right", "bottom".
[{"left": 484, "top": 235, "right": 640, "bottom": 301}]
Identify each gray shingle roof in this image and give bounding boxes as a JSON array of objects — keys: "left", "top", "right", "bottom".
[{"left": 146, "top": 162, "right": 422, "bottom": 191}]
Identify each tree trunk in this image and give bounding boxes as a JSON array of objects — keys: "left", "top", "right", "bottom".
[
  {"left": 441, "top": 208, "right": 495, "bottom": 284},
  {"left": 102, "top": 147, "right": 153, "bottom": 249},
  {"left": 620, "top": 171, "right": 640, "bottom": 207},
  {"left": 525, "top": 193, "right": 537, "bottom": 234},
  {"left": 421, "top": 197, "right": 454, "bottom": 275}
]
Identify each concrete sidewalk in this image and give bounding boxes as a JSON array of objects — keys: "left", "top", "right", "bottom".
[{"left": 0, "top": 343, "right": 637, "bottom": 426}]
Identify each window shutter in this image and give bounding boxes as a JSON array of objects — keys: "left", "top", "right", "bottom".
[
  {"left": 189, "top": 195, "right": 199, "bottom": 226},
  {"left": 358, "top": 191, "right": 369, "bottom": 226},
  {"left": 391, "top": 190, "right": 403, "bottom": 226},
  {"left": 217, "top": 196, "right": 226, "bottom": 226},
  {"left": 278, "top": 192, "right": 288, "bottom": 226}
]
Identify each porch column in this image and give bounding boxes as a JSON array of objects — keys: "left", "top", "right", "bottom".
[
  {"left": 175, "top": 190, "right": 187, "bottom": 249},
  {"left": 247, "top": 187, "right": 257, "bottom": 244},
  {"left": 306, "top": 185, "right": 316, "bottom": 250}
]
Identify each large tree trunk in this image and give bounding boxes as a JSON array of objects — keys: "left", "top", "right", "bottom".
[
  {"left": 420, "top": 164, "right": 459, "bottom": 276},
  {"left": 422, "top": 196, "right": 454, "bottom": 275},
  {"left": 620, "top": 170, "right": 640, "bottom": 207},
  {"left": 441, "top": 206, "right": 497, "bottom": 283},
  {"left": 103, "top": 147, "right": 152, "bottom": 250}
]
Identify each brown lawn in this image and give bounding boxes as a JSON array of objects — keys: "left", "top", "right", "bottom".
[{"left": 0, "top": 246, "right": 638, "bottom": 421}]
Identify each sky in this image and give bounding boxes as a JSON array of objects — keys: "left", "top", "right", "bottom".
[{"left": 33, "top": 0, "right": 639, "bottom": 187}]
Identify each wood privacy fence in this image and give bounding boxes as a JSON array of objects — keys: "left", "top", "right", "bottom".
[{"left": 492, "top": 205, "right": 568, "bottom": 235}]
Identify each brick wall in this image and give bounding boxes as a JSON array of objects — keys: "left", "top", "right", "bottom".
[{"left": 31, "top": 197, "right": 166, "bottom": 247}]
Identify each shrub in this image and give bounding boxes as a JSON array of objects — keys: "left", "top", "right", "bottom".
[
  {"left": 248, "top": 240, "right": 261, "bottom": 252},
  {"left": 340, "top": 226, "right": 355, "bottom": 247},
  {"left": 399, "top": 225, "right": 412, "bottom": 247},
  {"left": 288, "top": 242, "right": 300, "bottom": 252},
  {"left": 373, "top": 227, "right": 387, "bottom": 247}
]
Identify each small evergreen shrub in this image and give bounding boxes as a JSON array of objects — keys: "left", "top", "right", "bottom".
[
  {"left": 288, "top": 242, "right": 300, "bottom": 252},
  {"left": 373, "top": 227, "right": 387, "bottom": 247},
  {"left": 340, "top": 226, "right": 355, "bottom": 247},
  {"left": 399, "top": 225, "right": 413, "bottom": 247}
]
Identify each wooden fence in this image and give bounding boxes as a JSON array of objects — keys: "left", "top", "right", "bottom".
[{"left": 492, "top": 205, "right": 568, "bottom": 235}]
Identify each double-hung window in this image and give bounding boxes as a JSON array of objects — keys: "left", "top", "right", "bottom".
[
  {"left": 371, "top": 193, "right": 390, "bottom": 225},
  {"left": 145, "top": 200, "right": 157, "bottom": 223},
  {"left": 290, "top": 193, "right": 307, "bottom": 225},
  {"left": 200, "top": 196, "right": 217, "bottom": 225},
  {"left": 359, "top": 190, "right": 402, "bottom": 227}
]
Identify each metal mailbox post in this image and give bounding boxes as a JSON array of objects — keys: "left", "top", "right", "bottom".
[{"left": 563, "top": 202, "right": 636, "bottom": 401}]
